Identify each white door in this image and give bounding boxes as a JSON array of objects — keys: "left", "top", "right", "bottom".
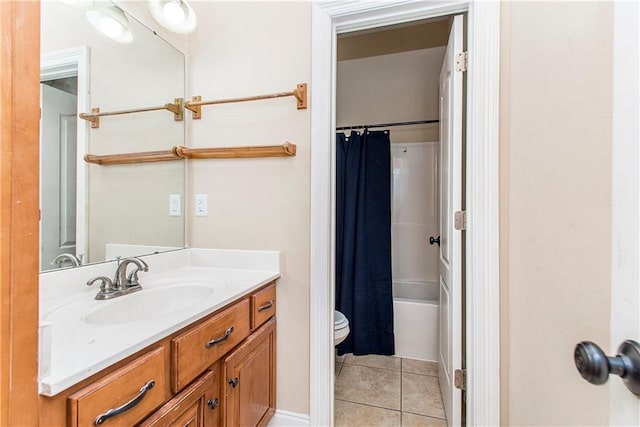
[
  {"left": 606, "top": 1, "right": 640, "bottom": 424},
  {"left": 40, "top": 83, "right": 78, "bottom": 270},
  {"left": 438, "top": 14, "right": 464, "bottom": 427}
]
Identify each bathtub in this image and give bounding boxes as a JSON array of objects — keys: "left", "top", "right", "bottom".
[{"left": 393, "top": 280, "right": 439, "bottom": 362}]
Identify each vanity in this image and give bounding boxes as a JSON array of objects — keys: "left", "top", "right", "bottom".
[{"left": 38, "top": 249, "right": 279, "bottom": 427}]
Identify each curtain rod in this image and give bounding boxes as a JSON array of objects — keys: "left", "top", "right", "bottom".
[{"left": 336, "top": 119, "right": 439, "bottom": 131}]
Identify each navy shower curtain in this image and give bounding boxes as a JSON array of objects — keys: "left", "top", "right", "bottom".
[{"left": 335, "top": 130, "right": 394, "bottom": 356}]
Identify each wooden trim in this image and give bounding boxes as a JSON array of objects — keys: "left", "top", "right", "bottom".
[
  {"left": 175, "top": 142, "right": 296, "bottom": 159},
  {"left": 84, "top": 150, "right": 182, "bottom": 166},
  {"left": 185, "top": 83, "right": 308, "bottom": 119},
  {"left": 309, "top": 5, "right": 336, "bottom": 426},
  {"left": 0, "top": 1, "right": 40, "bottom": 425},
  {"left": 465, "top": 3, "right": 501, "bottom": 425}
]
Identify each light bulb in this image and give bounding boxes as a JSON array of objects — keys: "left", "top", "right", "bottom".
[
  {"left": 148, "top": 0, "right": 196, "bottom": 33},
  {"left": 99, "top": 16, "right": 124, "bottom": 38},
  {"left": 162, "top": 1, "right": 185, "bottom": 26},
  {"left": 86, "top": 6, "right": 133, "bottom": 43}
]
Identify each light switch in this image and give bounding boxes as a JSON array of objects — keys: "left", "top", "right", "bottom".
[
  {"left": 169, "top": 194, "right": 181, "bottom": 216},
  {"left": 195, "top": 194, "right": 208, "bottom": 216}
]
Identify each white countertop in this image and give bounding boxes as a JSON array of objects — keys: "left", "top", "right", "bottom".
[{"left": 38, "top": 248, "right": 280, "bottom": 396}]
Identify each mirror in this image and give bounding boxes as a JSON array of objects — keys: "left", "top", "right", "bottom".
[{"left": 40, "top": 0, "right": 185, "bottom": 272}]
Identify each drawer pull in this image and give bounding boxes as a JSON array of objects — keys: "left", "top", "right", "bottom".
[
  {"left": 207, "top": 398, "right": 219, "bottom": 410},
  {"left": 205, "top": 326, "right": 234, "bottom": 349},
  {"left": 228, "top": 377, "right": 239, "bottom": 388},
  {"left": 257, "top": 299, "right": 274, "bottom": 312},
  {"left": 94, "top": 380, "right": 155, "bottom": 425}
]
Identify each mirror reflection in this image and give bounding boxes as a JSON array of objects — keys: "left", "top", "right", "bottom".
[{"left": 40, "top": 0, "right": 185, "bottom": 272}]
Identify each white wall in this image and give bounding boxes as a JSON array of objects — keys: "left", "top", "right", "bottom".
[
  {"left": 186, "top": 1, "right": 312, "bottom": 415},
  {"left": 337, "top": 48, "right": 445, "bottom": 143}
]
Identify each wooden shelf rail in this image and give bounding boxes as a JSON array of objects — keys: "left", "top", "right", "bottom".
[
  {"left": 175, "top": 142, "right": 296, "bottom": 159},
  {"left": 84, "top": 149, "right": 181, "bottom": 166},
  {"left": 84, "top": 142, "right": 297, "bottom": 166},
  {"left": 185, "top": 83, "right": 307, "bottom": 119},
  {"left": 79, "top": 98, "right": 184, "bottom": 129}
]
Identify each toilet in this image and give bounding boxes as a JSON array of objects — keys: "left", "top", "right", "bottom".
[{"left": 334, "top": 310, "right": 350, "bottom": 346}]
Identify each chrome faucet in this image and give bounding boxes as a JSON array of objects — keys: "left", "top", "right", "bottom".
[
  {"left": 51, "top": 253, "right": 82, "bottom": 268},
  {"left": 87, "top": 257, "right": 149, "bottom": 300},
  {"left": 113, "top": 257, "right": 149, "bottom": 291}
]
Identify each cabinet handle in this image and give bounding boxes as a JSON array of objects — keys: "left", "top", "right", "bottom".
[
  {"left": 207, "top": 398, "right": 219, "bottom": 410},
  {"left": 228, "top": 377, "right": 239, "bottom": 388},
  {"left": 94, "top": 380, "right": 155, "bottom": 425},
  {"left": 205, "top": 326, "right": 234, "bottom": 348},
  {"left": 258, "top": 299, "right": 274, "bottom": 312}
]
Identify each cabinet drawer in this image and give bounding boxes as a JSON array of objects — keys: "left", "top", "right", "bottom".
[
  {"left": 139, "top": 367, "right": 219, "bottom": 427},
  {"left": 68, "top": 347, "right": 166, "bottom": 427},
  {"left": 251, "top": 284, "right": 276, "bottom": 330},
  {"left": 171, "top": 299, "right": 250, "bottom": 393}
]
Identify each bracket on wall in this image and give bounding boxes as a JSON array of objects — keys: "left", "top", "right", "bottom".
[{"left": 184, "top": 83, "right": 308, "bottom": 120}]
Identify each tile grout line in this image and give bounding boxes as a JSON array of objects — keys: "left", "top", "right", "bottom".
[
  {"left": 436, "top": 376, "right": 448, "bottom": 423},
  {"left": 334, "top": 398, "right": 402, "bottom": 413},
  {"left": 402, "top": 410, "right": 447, "bottom": 421},
  {"left": 341, "top": 362, "right": 439, "bottom": 377}
]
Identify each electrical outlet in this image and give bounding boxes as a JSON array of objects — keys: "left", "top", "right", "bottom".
[
  {"left": 169, "top": 194, "right": 182, "bottom": 216},
  {"left": 195, "top": 194, "right": 208, "bottom": 216}
]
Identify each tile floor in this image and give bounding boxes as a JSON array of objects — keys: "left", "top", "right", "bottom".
[{"left": 335, "top": 354, "right": 446, "bottom": 427}]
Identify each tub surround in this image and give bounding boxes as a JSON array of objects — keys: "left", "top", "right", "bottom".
[{"left": 39, "top": 248, "right": 280, "bottom": 396}]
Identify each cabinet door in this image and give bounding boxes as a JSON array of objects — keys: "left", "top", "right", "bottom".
[
  {"left": 139, "top": 368, "right": 220, "bottom": 427},
  {"left": 222, "top": 317, "right": 276, "bottom": 427}
]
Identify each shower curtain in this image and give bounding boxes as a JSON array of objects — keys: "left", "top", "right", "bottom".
[{"left": 335, "top": 130, "right": 395, "bottom": 356}]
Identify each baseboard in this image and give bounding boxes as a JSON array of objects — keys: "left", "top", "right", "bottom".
[{"left": 267, "top": 409, "right": 311, "bottom": 427}]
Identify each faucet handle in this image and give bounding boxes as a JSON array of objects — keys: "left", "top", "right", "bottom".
[
  {"left": 126, "top": 257, "right": 148, "bottom": 287},
  {"left": 87, "top": 276, "right": 114, "bottom": 292},
  {"left": 127, "top": 268, "right": 143, "bottom": 287}
]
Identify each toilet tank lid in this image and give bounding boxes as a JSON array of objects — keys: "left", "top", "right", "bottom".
[{"left": 334, "top": 310, "right": 348, "bottom": 327}]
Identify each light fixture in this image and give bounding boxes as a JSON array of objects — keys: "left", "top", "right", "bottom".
[
  {"left": 86, "top": 4, "right": 134, "bottom": 44},
  {"left": 148, "top": 0, "right": 197, "bottom": 34},
  {"left": 59, "top": 0, "right": 97, "bottom": 9}
]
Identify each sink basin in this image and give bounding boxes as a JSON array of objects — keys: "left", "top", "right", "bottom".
[{"left": 83, "top": 284, "right": 217, "bottom": 325}]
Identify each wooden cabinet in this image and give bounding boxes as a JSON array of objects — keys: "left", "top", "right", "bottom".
[
  {"left": 222, "top": 318, "right": 276, "bottom": 427},
  {"left": 68, "top": 347, "right": 166, "bottom": 427},
  {"left": 39, "top": 281, "right": 276, "bottom": 427},
  {"left": 250, "top": 284, "right": 276, "bottom": 331},
  {"left": 140, "top": 368, "right": 220, "bottom": 427},
  {"left": 171, "top": 299, "right": 251, "bottom": 393}
]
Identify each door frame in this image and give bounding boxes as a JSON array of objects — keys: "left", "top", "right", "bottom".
[
  {"left": 609, "top": 1, "right": 640, "bottom": 425},
  {"left": 309, "top": 1, "right": 501, "bottom": 426},
  {"left": 41, "top": 46, "right": 90, "bottom": 263}
]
